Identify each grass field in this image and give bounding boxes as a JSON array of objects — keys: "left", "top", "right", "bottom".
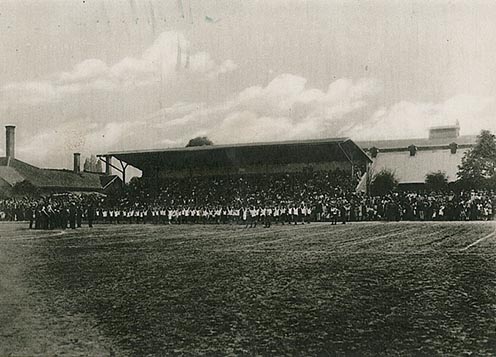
[{"left": 1, "top": 221, "right": 496, "bottom": 356}]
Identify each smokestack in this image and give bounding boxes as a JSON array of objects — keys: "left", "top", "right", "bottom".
[
  {"left": 73, "top": 153, "right": 81, "bottom": 174},
  {"left": 5, "top": 125, "right": 15, "bottom": 159}
]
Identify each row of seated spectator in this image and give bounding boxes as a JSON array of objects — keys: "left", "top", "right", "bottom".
[{"left": 124, "top": 170, "right": 355, "bottom": 208}]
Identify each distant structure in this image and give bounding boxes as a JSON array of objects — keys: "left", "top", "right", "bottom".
[
  {"left": 358, "top": 123, "right": 477, "bottom": 189},
  {"left": 0, "top": 126, "right": 121, "bottom": 197}
]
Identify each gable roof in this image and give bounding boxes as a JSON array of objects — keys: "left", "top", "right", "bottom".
[
  {"left": 0, "top": 157, "right": 115, "bottom": 191},
  {"left": 0, "top": 166, "right": 25, "bottom": 186},
  {"left": 357, "top": 135, "right": 477, "bottom": 151}
]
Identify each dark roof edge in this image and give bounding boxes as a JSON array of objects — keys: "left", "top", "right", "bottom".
[
  {"left": 367, "top": 144, "right": 474, "bottom": 153},
  {"left": 343, "top": 138, "right": 372, "bottom": 163},
  {"left": 101, "top": 137, "right": 351, "bottom": 156}
]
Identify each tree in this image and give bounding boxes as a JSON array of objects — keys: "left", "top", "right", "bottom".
[
  {"left": 370, "top": 169, "right": 398, "bottom": 196},
  {"left": 457, "top": 130, "right": 496, "bottom": 189},
  {"left": 84, "top": 155, "right": 103, "bottom": 173},
  {"left": 425, "top": 171, "right": 448, "bottom": 192},
  {"left": 186, "top": 136, "right": 213, "bottom": 147}
]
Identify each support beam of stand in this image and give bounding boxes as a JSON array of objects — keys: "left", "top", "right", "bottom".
[
  {"left": 97, "top": 155, "right": 124, "bottom": 174},
  {"left": 117, "top": 159, "right": 129, "bottom": 184},
  {"left": 97, "top": 155, "right": 129, "bottom": 186}
]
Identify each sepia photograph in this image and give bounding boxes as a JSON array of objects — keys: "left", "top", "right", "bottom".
[{"left": 1, "top": 0, "right": 496, "bottom": 355}]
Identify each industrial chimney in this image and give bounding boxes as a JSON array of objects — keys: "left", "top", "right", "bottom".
[
  {"left": 5, "top": 125, "right": 15, "bottom": 159},
  {"left": 73, "top": 153, "right": 81, "bottom": 174}
]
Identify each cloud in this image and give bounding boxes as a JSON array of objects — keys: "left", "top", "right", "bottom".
[
  {"left": 1, "top": 31, "right": 237, "bottom": 105},
  {"left": 17, "top": 118, "right": 152, "bottom": 169},
  {"left": 349, "top": 94, "right": 496, "bottom": 140},
  {"left": 14, "top": 72, "right": 496, "bottom": 173},
  {"left": 149, "top": 74, "right": 380, "bottom": 144},
  {"left": 18, "top": 74, "right": 377, "bottom": 168},
  {"left": 59, "top": 59, "right": 109, "bottom": 84}
]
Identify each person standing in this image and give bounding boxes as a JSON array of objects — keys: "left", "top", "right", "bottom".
[
  {"left": 330, "top": 202, "right": 338, "bottom": 225},
  {"left": 76, "top": 204, "right": 83, "bottom": 228},
  {"left": 87, "top": 204, "right": 95, "bottom": 228},
  {"left": 265, "top": 206, "right": 272, "bottom": 228},
  {"left": 340, "top": 201, "right": 347, "bottom": 224},
  {"left": 26, "top": 204, "right": 35, "bottom": 229},
  {"left": 69, "top": 203, "right": 77, "bottom": 229},
  {"left": 243, "top": 207, "right": 250, "bottom": 228}
]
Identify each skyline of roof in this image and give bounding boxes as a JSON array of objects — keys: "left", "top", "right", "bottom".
[
  {"left": 102, "top": 132, "right": 479, "bottom": 159},
  {"left": 0, "top": 157, "right": 116, "bottom": 192},
  {"left": 105, "top": 137, "right": 351, "bottom": 155},
  {"left": 357, "top": 134, "right": 477, "bottom": 151},
  {"left": 109, "top": 138, "right": 371, "bottom": 171}
]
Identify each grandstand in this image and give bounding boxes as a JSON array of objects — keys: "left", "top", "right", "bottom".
[
  {"left": 103, "top": 124, "right": 478, "bottom": 192},
  {"left": 103, "top": 137, "right": 371, "bottom": 186}
]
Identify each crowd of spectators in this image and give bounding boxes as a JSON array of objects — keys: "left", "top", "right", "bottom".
[
  {"left": 0, "top": 194, "right": 98, "bottom": 229},
  {"left": 0, "top": 170, "right": 494, "bottom": 228}
]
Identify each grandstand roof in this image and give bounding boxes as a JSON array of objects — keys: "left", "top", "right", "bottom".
[
  {"left": 107, "top": 138, "right": 371, "bottom": 171},
  {"left": 0, "top": 157, "right": 116, "bottom": 191}
]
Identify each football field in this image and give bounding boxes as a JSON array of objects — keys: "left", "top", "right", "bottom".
[{"left": 1, "top": 221, "right": 496, "bottom": 356}]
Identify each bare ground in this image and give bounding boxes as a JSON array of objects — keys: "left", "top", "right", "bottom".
[
  {"left": 0, "top": 223, "right": 124, "bottom": 356},
  {"left": 1, "top": 221, "right": 496, "bottom": 356}
]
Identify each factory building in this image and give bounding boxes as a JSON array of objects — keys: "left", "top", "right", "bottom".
[
  {"left": 357, "top": 123, "right": 477, "bottom": 189},
  {"left": 0, "top": 126, "right": 121, "bottom": 197}
]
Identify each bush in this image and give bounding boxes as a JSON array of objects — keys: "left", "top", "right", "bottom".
[
  {"left": 425, "top": 171, "right": 448, "bottom": 192},
  {"left": 186, "top": 137, "right": 213, "bottom": 147},
  {"left": 370, "top": 169, "right": 398, "bottom": 196}
]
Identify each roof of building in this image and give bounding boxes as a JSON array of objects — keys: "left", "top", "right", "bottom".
[
  {"left": 370, "top": 147, "right": 470, "bottom": 184},
  {"left": 108, "top": 137, "right": 352, "bottom": 155},
  {"left": 0, "top": 166, "right": 25, "bottom": 186},
  {"left": 0, "top": 157, "right": 118, "bottom": 191},
  {"left": 106, "top": 137, "right": 372, "bottom": 171},
  {"left": 357, "top": 135, "right": 477, "bottom": 151}
]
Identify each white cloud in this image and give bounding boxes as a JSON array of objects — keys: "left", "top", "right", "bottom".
[
  {"left": 59, "top": 59, "right": 109, "bottom": 84},
  {"left": 151, "top": 74, "right": 380, "bottom": 144},
  {"left": 18, "top": 74, "right": 378, "bottom": 168},
  {"left": 14, "top": 72, "right": 496, "bottom": 173},
  {"left": 17, "top": 118, "right": 151, "bottom": 169},
  {"left": 349, "top": 94, "right": 496, "bottom": 140},
  {"left": 1, "top": 31, "right": 237, "bottom": 105}
]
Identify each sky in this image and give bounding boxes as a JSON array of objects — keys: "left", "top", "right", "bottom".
[{"left": 1, "top": 0, "right": 496, "bottom": 172}]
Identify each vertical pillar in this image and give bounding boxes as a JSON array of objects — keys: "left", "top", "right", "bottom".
[
  {"left": 105, "top": 156, "right": 112, "bottom": 175},
  {"left": 73, "top": 153, "right": 81, "bottom": 173},
  {"left": 5, "top": 125, "right": 15, "bottom": 159}
]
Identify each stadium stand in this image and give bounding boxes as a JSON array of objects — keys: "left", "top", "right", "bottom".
[
  {"left": 0, "top": 123, "right": 493, "bottom": 228},
  {"left": 106, "top": 137, "right": 370, "bottom": 182}
]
